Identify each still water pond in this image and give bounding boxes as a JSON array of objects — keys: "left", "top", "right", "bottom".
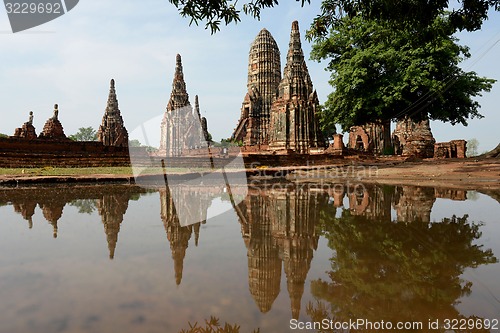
[{"left": 0, "top": 183, "right": 499, "bottom": 333}]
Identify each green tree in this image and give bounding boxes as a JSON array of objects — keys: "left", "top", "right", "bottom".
[
  {"left": 308, "top": 205, "right": 497, "bottom": 327},
  {"left": 168, "top": 0, "right": 310, "bottom": 33},
  {"left": 129, "top": 139, "right": 142, "bottom": 147},
  {"left": 467, "top": 138, "right": 480, "bottom": 157},
  {"left": 69, "top": 127, "right": 97, "bottom": 141},
  {"left": 0, "top": 133, "right": 8, "bottom": 138},
  {"left": 167, "top": 0, "right": 500, "bottom": 34},
  {"left": 317, "top": 104, "right": 337, "bottom": 142},
  {"left": 310, "top": 14, "right": 495, "bottom": 131},
  {"left": 69, "top": 199, "right": 97, "bottom": 214},
  {"left": 307, "top": 0, "right": 500, "bottom": 39}
]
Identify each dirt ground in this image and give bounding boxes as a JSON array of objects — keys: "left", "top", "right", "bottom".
[
  {"left": 0, "top": 157, "right": 499, "bottom": 191},
  {"left": 358, "top": 157, "right": 500, "bottom": 190}
]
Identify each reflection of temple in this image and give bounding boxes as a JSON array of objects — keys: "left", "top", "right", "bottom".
[
  {"left": 238, "top": 187, "right": 322, "bottom": 319},
  {"left": 97, "top": 192, "right": 131, "bottom": 259},
  {"left": 393, "top": 186, "right": 436, "bottom": 223},
  {"left": 159, "top": 187, "right": 209, "bottom": 285},
  {"left": 0, "top": 186, "right": 145, "bottom": 257},
  {"left": 345, "top": 184, "right": 392, "bottom": 221}
]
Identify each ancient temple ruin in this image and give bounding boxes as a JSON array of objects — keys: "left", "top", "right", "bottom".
[
  {"left": 268, "top": 21, "right": 325, "bottom": 153},
  {"left": 392, "top": 117, "right": 435, "bottom": 158},
  {"left": 159, "top": 54, "right": 208, "bottom": 157},
  {"left": 232, "top": 28, "right": 281, "bottom": 146},
  {"left": 348, "top": 122, "right": 392, "bottom": 155},
  {"left": 97, "top": 79, "right": 129, "bottom": 147},
  {"left": 232, "top": 21, "right": 324, "bottom": 153},
  {"left": 38, "top": 104, "right": 68, "bottom": 140},
  {"left": 13, "top": 111, "right": 37, "bottom": 140}
]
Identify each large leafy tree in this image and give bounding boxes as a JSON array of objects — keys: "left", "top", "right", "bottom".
[{"left": 310, "top": 14, "right": 495, "bottom": 131}]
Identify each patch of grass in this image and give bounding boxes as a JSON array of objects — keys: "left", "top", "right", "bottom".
[
  {"left": 0, "top": 167, "right": 134, "bottom": 176},
  {"left": 0, "top": 166, "right": 226, "bottom": 177}
]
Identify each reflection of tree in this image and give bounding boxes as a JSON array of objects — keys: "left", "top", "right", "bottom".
[
  {"left": 308, "top": 212, "right": 498, "bottom": 327},
  {"left": 69, "top": 199, "right": 97, "bottom": 214}
]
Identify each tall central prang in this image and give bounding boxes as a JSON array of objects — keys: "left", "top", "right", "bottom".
[{"left": 232, "top": 28, "right": 281, "bottom": 146}]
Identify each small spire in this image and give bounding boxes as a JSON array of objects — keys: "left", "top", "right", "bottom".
[
  {"left": 110, "top": 79, "right": 115, "bottom": 88},
  {"left": 176, "top": 54, "right": 183, "bottom": 73},
  {"left": 194, "top": 95, "right": 201, "bottom": 118},
  {"left": 52, "top": 104, "right": 59, "bottom": 120},
  {"left": 292, "top": 20, "right": 299, "bottom": 31}
]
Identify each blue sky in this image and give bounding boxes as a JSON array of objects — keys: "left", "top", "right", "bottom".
[{"left": 1, "top": 0, "right": 499, "bottom": 151}]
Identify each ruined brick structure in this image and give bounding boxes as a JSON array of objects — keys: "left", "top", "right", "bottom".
[
  {"left": 434, "top": 140, "right": 467, "bottom": 159},
  {"left": 13, "top": 111, "right": 37, "bottom": 140},
  {"left": 392, "top": 117, "right": 435, "bottom": 158},
  {"left": 232, "top": 21, "right": 324, "bottom": 153},
  {"left": 348, "top": 122, "right": 392, "bottom": 155},
  {"left": 232, "top": 28, "right": 281, "bottom": 145},
  {"left": 325, "top": 133, "right": 345, "bottom": 155},
  {"left": 38, "top": 104, "right": 68, "bottom": 140},
  {"left": 159, "top": 54, "right": 208, "bottom": 157},
  {"left": 268, "top": 21, "right": 325, "bottom": 153},
  {"left": 97, "top": 79, "right": 129, "bottom": 147}
]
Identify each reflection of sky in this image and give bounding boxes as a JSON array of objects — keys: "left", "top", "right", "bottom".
[{"left": 430, "top": 193, "right": 500, "bottom": 318}]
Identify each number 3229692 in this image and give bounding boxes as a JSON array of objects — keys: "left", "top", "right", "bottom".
[
  {"left": 443, "top": 318, "right": 498, "bottom": 330},
  {"left": 5, "top": 2, "right": 62, "bottom": 14}
]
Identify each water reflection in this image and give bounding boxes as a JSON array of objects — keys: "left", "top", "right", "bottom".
[
  {"left": 0, "top": 186, "right": 146, "bottom": 257},
  {"left": 306, "top": 184, "right": 498, "bottom": 328},
  {"left": 233, "top": 184, "right": 499, "bottom": 322},
  {"left": 0, "top": 183, "right": 498, "bottom": 332},
  {"left": 237, "top": 187, "right": 323, "bottom": 319},
  {"left": 160, "top": 187, "right": 206, "bottom": 285}
]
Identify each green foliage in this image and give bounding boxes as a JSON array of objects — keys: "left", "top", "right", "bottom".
[
  {"left": 168, "top": 0, "right": 310, "bottom": 33},
  {"left": 0, "top": 133, "right": 8, "bottom": 138},
  {"left": 466, "top": 138, "right": 480, "bottom": 157},
  {"left": 317, "top": 104, "right": 337, "bottom": 141},
  {"left": 178, "top": 316, "right": 259, "bottom": 333},
  {"left": 311, "top": 14, "right": 495, "bottom": 131},
  {"left": 69, "top": 127, "right": 97, "bottom": 141},
  {"left": 214, "top": 138, "right": 242, "bottom": 147},
  {"left": 308, "top": 200, "right": 498, "bottom": 324},
  {"left": 167, "top": 0, "right": 499, "bottom": 35},
  {"left": 129, "top": 139, "right": 142, "bottom": 147},
  {"left": 69, "top": 199, "right": 97, "bottom": 214},
  {"left": 307, "top": 0, "right": 500, "bottom": 40}
]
